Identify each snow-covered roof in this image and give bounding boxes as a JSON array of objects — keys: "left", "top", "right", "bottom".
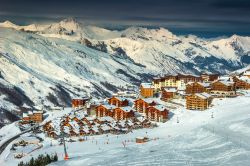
[
  {"left": 86, "top": 117, "right": 95, "bottom": 121},
  {"left": 63, "top": 126, "right": 70, "bottom": 134},
  {"left": 154, "top": 104, "right": 168, "bottom": 112},
  {"left": 126, "top": 120, "right": 134, "bottom": 126},
  {"left": 163, "top": 87, "right": 177, "bottom": 92},
  {"left": 220, "top": 81, "right": 234, "bottom": 86},
  {"left": 136, "top": 117, "right": 146, "bottom": 122},
  {"left": 143, "top": 98, "right": 157, "bottom": 104},
  {"left": 195, "top": 92, "right": 211, "bottom": 99},
  {"left": 238, "top": 76, "right": 250, "bottom": 83},
  {"left": 101, "top": 104, "right": 116, "bottom": 110},
  {"left": 100, "top": 124, "right": 111, "bottom": 131},
  {"left": 22, "top": 113, "right": 28, "bottom": 118},
  {"left": 19, "top": 136, "right": 40, "bottom": 143},
  {"left": 33, "top": 110, "right": 43, "bottom": 114},
  {"left": 111, "top": 96, "right": 128, "bottom": 101},
  {"left": 187, "top": 82, "right": 210, "bottom": 87},
  {"left": 141, "top": 83, "right": 154, "bottom": 89},
  {"left": 98, "top": 116, "right": 115, "bottom": 122},
  {"left": 119, "top": 106, "right": 135, "bottom": 112},
  {"left": 75, "top": 111, "right": 86, "bottom": 119},
  {"left": 82, "top": 126, "right": 89, "bottom": 133}
]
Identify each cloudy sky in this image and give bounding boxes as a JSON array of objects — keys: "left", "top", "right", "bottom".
[{"left": 0, "top": 0, "right": 250, "bottom": 37}]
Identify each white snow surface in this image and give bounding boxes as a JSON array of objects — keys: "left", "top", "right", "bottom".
[{"left": 0, "top": 93, "right": 250, "bottom": 165}]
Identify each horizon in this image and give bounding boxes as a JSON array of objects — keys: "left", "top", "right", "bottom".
[
  {"left": 0, "top": 17, "right": 249, "bottom": 39},
  {"left": 0, "top": 0, "right": 250, "bottom": 38}
]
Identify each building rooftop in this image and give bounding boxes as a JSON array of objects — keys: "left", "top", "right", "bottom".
[{"left": 141, "top": 83, "right": 154, "bottom": 89}]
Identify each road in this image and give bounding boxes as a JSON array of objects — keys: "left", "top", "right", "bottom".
[{"left": 0, "top": 125, "right": 38, "bottom": 155}]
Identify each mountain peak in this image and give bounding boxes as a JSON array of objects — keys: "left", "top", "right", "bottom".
[
  {"left": 0, "top": 20, "right": 17, "bottom": 28},
  {"left": 60, "top": 17, "right": 79, "bottom": 24},
  {"left": 56, "top": 18, "right": 82, "bottom": 32}
]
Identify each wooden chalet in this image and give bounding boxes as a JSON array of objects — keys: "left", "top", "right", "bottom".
[
  {"left": 47, "top": 131, "right": 58, "bottom": 139},
  {"left": 186, "top": 93, "right": 212, "bottom": 110},
  {"left": 146, "top": 105, "right": 169, "bottom": 122},
  {"left": 113, "top": 106, "right": 135, "bottom": 121},
  {"left": 177, "top": 74, "right": 202, "bottom": 83},
  {"left": 82, "top": 117, "right": 95, "bottom": 127},
  {"left": 200, "top": 73, "right": 219, "bottom": 82},
  {"left": 210, "top": 80, "right": 236, "bottom": 96},
  {"left": 152, "top": 74, "right": 202, "bottom": 91},
  {"left": 72, "top": 98, "right": 89, "bottom": 108},
  {"left": 134, "top": 98, "right": 157, "bottom": 113},
  {"left": 22, "top": 110, "right": 43, "bottom": 123},
  {"left": 108, "top": 96, "right": 129, "bottom": 107},
  {"left": 43, "top": 121, "right": 53, "bottom": 131},
  {"left": 161, "top": 87, "right": 177, "bottom": 101},
  {"left": 185, "top": 82, "right": 210, "bottom": 94},
  {"left": 140, "top": 83, "right": 154, "bottom": 98},
  {"left": 96, "top": 104, "right": 116, "bottom": 118},
  {"left": 233, "top": 76, "right": 250, "bottom": 90}
]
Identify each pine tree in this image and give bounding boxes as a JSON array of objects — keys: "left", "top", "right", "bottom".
[
  {"left": 46, "top": 154, "right": 52, "bottom": 164},
  {"left": 53, "top": 153, "right": 58, "bottom": 161},
  {"left": 29, "top": 157, "right": 34, "bottom": 166},
  {"left": 18, "top": 161, "right": 24, "bottom": 166}
]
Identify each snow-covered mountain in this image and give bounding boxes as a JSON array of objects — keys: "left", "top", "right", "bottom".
[{"left": 0, "top": 18, "right": 250, "bottom": 126}]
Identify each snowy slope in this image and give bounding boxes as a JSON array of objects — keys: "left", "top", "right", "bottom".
[
  {"left": 0, "top": 27, "right": 151, "bottom": 126},
  {"left": 1, "top": 93, "right": 250, "bottom": 166},
  {"left": 0, "top": 19, "right": 250, "bottom": 125}
]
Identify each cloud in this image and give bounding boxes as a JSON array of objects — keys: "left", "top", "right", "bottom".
[{"left": 0, "top": 0, "right": 249, "bottom": 37}]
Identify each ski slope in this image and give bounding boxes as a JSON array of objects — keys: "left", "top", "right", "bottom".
[{"left": 0, "top": 92, "right": 250, "bottom": 166}]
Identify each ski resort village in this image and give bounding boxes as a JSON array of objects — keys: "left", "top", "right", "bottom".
[{"left": 0, "top": 67, "right": 250, "bottom": 165}]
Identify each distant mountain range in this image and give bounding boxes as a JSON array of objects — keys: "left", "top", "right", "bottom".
[{"left": 0, "top": 18, "right": 250, "bottom": 126}]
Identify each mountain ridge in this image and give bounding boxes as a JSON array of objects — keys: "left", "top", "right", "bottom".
[{"left": 0, "top": 18, "right": 250, "bottom": 127}]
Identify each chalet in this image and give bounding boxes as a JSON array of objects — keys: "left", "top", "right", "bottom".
[
  {"left": 152, "top": 74, "right": 202, "bottom": 91},
  {"left": 161, "top": 87, "right": 177, "bottom": 101},
  {"left": 22, "top": 110, "right": 43, "bottom": 123},
  {"left": 134, "top": 98, "right": 157, "bottom": 113},
  {"left": 96, "top": 104, "right": 116, "bottom": 118},
  {"left": 233, "top": 76, "right": 250, "bottom": 90},
  {"left": 43, "top": 121, "right": 53, "bottom": 131},
  {"left": 140, "top": 83, "right": 154, "bottom": 98},
  {"left": 113, "top": 106, "right": 135, "bottom": 121},
  {"left": 47, "top": 131, "right": 59, "bottom": 139},
  {"left": 136, "top": 137, "right": 149, "bottom": 143},
  {"left": 210, "top": 80, "right": 236, "bottom": 97},
  {"left": 99, "top": 124, "right": 112, "bottom": 134},
  {"left": 146, "top": 105, "right": 169, "bottom": 122},
  {"left": 201, "top": 73, "right": 219, "bottom": 82},
  {"left": 178, "top": 74, "right": 202, "bottom": 84},
  {"left": 97, "top": 116, "right": 115, "bottom": 124},
  {"left": 72, "top": 98, "right": 89, "bottom": 109},
  {"left": 82, "top": 117, "right": 95, "bottom": 127},
  {"left": 108, "top": 96, "right": 129, "bottom": 107},
  {"left": 22, "top": 113, "right": 30, "bottom": 123},
  {"left": 186, "top": 93, "right": 212, "bottom": 110},
  {"left": 185, "top": 82, "right": 210, "bottom": 94}
]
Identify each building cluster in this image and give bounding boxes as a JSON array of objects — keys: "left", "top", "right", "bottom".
[
  {"left": 96, "top": 96, "right": 169, "bottom": 123},
  {"left": 140, "top": 71, "right": 250, "bottom": 111},
  {"left": 22, "top": 110, "right": 43, "bottom": 124},
  {"left": 43, "top": 110, "right": 152, "bottom": 139},
  {"left": 21, "top": 69, "right": 250, "bottom": 140}
]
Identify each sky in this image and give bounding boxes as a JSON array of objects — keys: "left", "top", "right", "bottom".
[{"left": 0, "top": 0, "right": 250, "bottom": 37}]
